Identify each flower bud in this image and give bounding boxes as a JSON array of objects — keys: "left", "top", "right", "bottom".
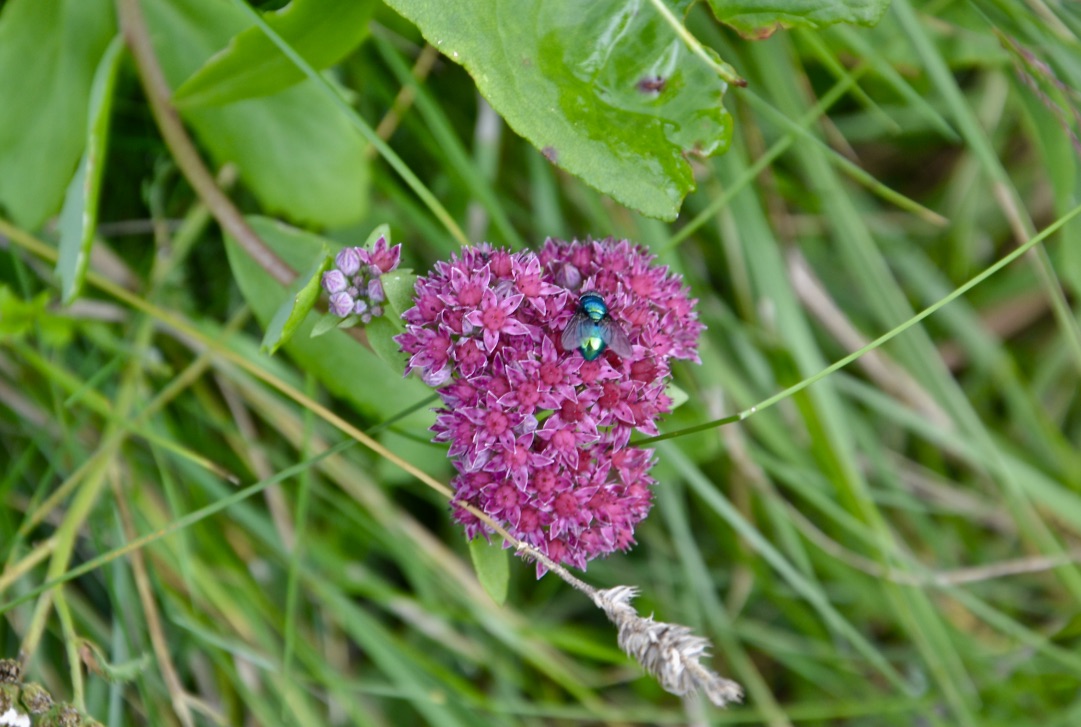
[
  {"left": 367, "top": 279, "right": 385, "bottom": 304},
  {"left": 335, "top": 247, "right": 362, "bottom": 276},
  {"left": 322, "top": 269, "right": 347, "bottom": 294},
  {"left": 328, "top": 291, "right": 355, "bottom": 317}
]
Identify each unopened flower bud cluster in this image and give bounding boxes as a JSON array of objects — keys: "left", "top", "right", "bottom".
[{"left": 321, "top": 235, "right": 402, "bottom": 323}]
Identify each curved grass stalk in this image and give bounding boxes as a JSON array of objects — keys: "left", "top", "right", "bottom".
[{"left": 641, "top": 198, "right": 1081, "bottom": 444}]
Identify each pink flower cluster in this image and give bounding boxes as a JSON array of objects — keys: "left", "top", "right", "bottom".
[
  {"left": 396, "top": 238, "right": 703, "bottom": 572},
  {"left": 321, "top": 235, "right": 402, "bottom": 322}
]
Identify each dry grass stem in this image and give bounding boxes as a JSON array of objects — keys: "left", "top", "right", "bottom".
[
  {"left": 112, "top": 474, "right": 197, "bottom": 727},
  {"left": 516, "top": 544, "right": 744, "bottom": 707},
  {"left": 595, "top": 586, "right": 744, "bottom": 708}
]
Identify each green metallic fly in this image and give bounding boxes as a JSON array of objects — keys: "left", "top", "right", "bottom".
[{"left": 561, "top": 292, "right": 634, "bottom": 361}]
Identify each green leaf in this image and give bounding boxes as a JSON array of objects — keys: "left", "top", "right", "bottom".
[
  {"left": 665, "top": 381, "right": 689, "bottom": 409},
  {"left": 468, "top": 537, "right": 509, "bottom": 606},
  {"left": 0, "top": 0, "right": 115, "bottom": 229},
  {"left": 143, "top": 0, "right": 369, "bottom": 229},
  {"left": 0, "top": 287, "right": 43, "bottom": 340},
  {"left": 0, "top": 287, "right": 74, "bottom": 345},
  {"left": 57, "top": 35, "right": 125, "bottom": 304},
  {"left": 382, "top": 0, "right": 734, "bottom": 221},
  {"left": 261, "top": 249, "right": 331, "bottom": 355},
  {"left": 379, "top": 270, "right": 417, "bottom": 325},
  {"left": 366, "top": 315, "right": 410, "bottom": 372},
  {"left": 705, "top": 0, "right": 891, "bottom": 39},
  {"left": 173, "top": 0, "right": 376, "bottom": 108},
  {"left": 225, "top": 217, "right": 431, "bottom": 421},
  {"left": 362, "top": 224, "right": 391, "bottom": 251},
  {"left": 310, "top": 313, "right": 350, "bottom": 338}
]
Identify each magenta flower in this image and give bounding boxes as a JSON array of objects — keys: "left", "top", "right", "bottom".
[
  {"left": 321, "top": 238, "right": 402, "bottom": 323},
  {"left": 400, "top": 327, "right": 452, "bottom": 386},
  {"left": 512, "top": 255, "right": 563, "bottom": 314},
  {"left": 396, "top": 238, "right": 704, "bottom": 574},
  {"left": 463, "top": 290, "right": 532, "bottom": 352},
  {"left": 367, "top": 234, "right": 401, "bottom": 274}
]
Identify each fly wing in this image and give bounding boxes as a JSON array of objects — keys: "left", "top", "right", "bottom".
[
  {"left": 561, "top": 311, "right": 591, "bottom": 352},
  {"left": 599, "top": 317, "right": 634, "bottom": 358}
]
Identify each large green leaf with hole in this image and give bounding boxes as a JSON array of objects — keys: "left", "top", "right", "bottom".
[
  {"left": 173, "top": 0, "right": 376, "bottom": 108},
  {"left": 0, "top": 0, "right": 115, "bottom": 229},
  {"left": 383, "top": 0, "right": 735, "bottom": 221},
  {"left": 143, "top": 0, "right": 368, "bottom": 229},
  {"left": 706, "top": 0, "right": 891, "bottom": 39}
]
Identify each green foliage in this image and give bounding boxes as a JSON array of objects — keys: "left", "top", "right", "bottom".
[
  {"left": 142, "top": 0, "right": 370, "bottom": 228},
  {"left": 664, "top": 381, "right": 689, "bottom": 409},
  {"left": 378, "top": 269, "right": 418, "bottom": 321},
  {"left": 260, "top": 247, "right": 330, "bottom": 355},
  {"left": 0, "top": 0, "right": 115, "bottom": 229},
  {"left": 173, "top": 0, "right": 377, "bottom": 107},
  {"left": 706, "top": 0, "right": 891, "bottom": 38},
  {"left": 365, "top": 264, "right": 417, "bottom": 371},
  {"left": 0, "top": 286, "right": 73, "bottom": 345},
  {"left": 383, "top": 0, "right": 736, "bottom": 221},
  {"left": 57, "top": 35, "right": 125, "bottom": 305},
  {"left": 364, "top": 314, "right": 408, "bottom": 371},
  {"left": 468, "top": 537, "right": 510, "bottom": 606}
]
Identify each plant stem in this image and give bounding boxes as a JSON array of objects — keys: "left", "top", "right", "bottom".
[{"left": 115, "top": 0, "right": 295, "bottom": 287}]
